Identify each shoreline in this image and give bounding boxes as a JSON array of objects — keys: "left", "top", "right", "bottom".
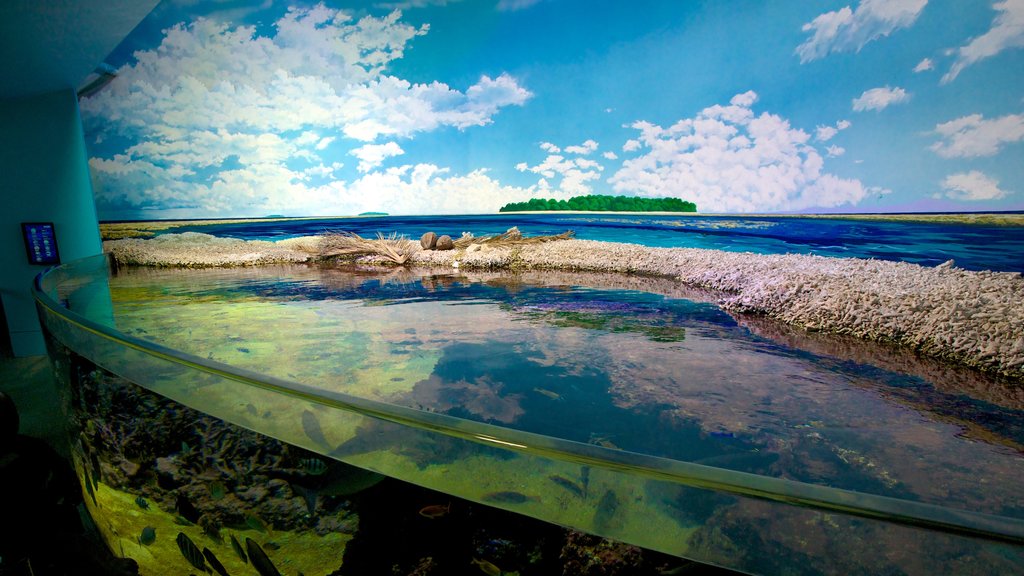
[
  {"left": 99, "top": 211, "right": 1024, "bottom": 240},
  {"left": 103, "top": 232, "right": 1024, "bottom": 381}
]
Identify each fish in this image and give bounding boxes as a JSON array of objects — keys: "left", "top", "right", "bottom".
[
  {"left": 299, "top": 458, "right": 328, "bottom": 476},
  {"left": 533, "top": 387, "right": 562, "bottom": 400},
  {"left": 418, "top": 502, "right": 451, "bottom": 519},
  {"left": 176, "top": 493, "right": 200, "bottom": 524},
  {"left": 301, "top": 410, "right": 329, "bottom": 449},
  {"left": 229, "top": 533, "right": 248, "bottom": 564},
  {"left": 245, "top": 538, "right": 283, "bottom": 576},
  {"left": 82, "top": 469, "right": 97, "bottom": 506},
  {"left": 134, "top": 495, "right": 150, "bottom": 510},
  {"left": 88, "top": 451, "right": 102, "bottom": 486},
  {"left": 593, "top": 490, "right": 620, "bottom": 532},
  {"left": 471, "top": 558, "right": 503, "bottom": 576},
  {"left": 237, "top": 347, "right": 250, "bottom": 354},
  {"left": 138, "top": 526, "right": 156, "bottom": 545},
  {"left": 548, "top": 475, "right": 585, "bottom": 498},
  {"left": 245, "top": 513, "right": 271, "bottom": 534},
  {"left": 202, "top": 547, "right": 230, "bottom": 576},
  {"left": 176, "top": 532, "right": 207, "bottom": 572},
  {"left": 208, "top": 481, "right": 227, "bottom": 500},
  {"left": 481, "top": 491, "right": 538, "bottom": 504}
]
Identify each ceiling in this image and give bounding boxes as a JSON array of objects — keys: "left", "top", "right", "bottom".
[{"left": 0, "top": 0, "right": 160, "bottom": 100}]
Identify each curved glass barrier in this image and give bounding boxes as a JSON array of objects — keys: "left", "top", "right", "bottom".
[{"left": 34, "top": 254, "right": 1024, "bottom": 575}]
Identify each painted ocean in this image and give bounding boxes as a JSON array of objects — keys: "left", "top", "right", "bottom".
[{"left": 160, "top": 213, "right": 1024, "bottom": 273}]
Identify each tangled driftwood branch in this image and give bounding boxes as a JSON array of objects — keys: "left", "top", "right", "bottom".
[
  {"left": 452, "top": 226, "right": 574, "bottom": 249},
  {"left": 319, "top": 231, "right": 416, "bottom": 265}
]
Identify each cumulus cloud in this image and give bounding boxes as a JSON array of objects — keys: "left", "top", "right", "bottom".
[
  {"left": 602, "top": 151, "right": 618, "bottom": 160},
  {"left": 930, "top": 112, "right": 1024, "bottom": 157},
  {"left": 564, "top": 139, "right": 599, "bottom": 155},
  {"left": 80, "top": 5, "right": 532, "bottom": 217},
  {"left": 826, "top": 145, "right": 846, "bottom": 157},
  {"left": 852, "top": 86, "right": 910, "bottom": 111},
  {"left": 90, "top": 154, "right": 542, "bottom": 217},
  {"left": 350, "top": 142, "right": 405, "bottom": 172},
  {"left": 943, "top": 0, "right": 1024, "bottom": 83},
  {"left": 941, "top": 171, "right": 1010, "bottom": 200},
  {"left": 608, "top": 91, "right": 881, "bottom": 212},
  {"left": 497, "top": 0, "right": 544, "bottom": 11},
  {"left": 622, "top": 139, "right": 641, "bottom": 152},
  {"left": 815, "top": 119, "right": 852, "bottom": 141},
  {"left": 913, "top": 57, "right": 934, "bottom": 72},
  {"left": 516, "top": 142, "right": 605, "bottom": 195},
  {"left": 796, "top": 0, "right": 928, "bottom": 63}
]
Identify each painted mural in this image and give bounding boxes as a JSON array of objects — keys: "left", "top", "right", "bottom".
[{"left": 80, "top": 0, "right": 1023, "bottom": 220}]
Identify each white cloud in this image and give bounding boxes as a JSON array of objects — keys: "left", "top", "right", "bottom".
[
  {"left": 913, "top": 57, "right": 934, "bottom": 72},
  {"left": 930, "top": 112, "right": 1024, "bottom": 157},
  {"left": 350, "top": 142, "right": 405, "bottom": 172},
  {"left": 540, "top": 142, "right": 561, "bottom": 153},
  {"left": 815, "top": 119, "right": 852, "bottom": 141},
  {"left": 497, "top": 0, "right": 544, "bottom": 11},
  {"left": 796, "top": 0, "right": 928, "bottom": 63},
  {"left": 602, "top": 151, "right": 618, "bottom": 160},
  {"left": 608, "top": 91, "right": 881, "bottom": 212},
  {"left": 852, "top": 86, "right": 910, "bottom": 111},
  {"left": 517, "top": 142, "right": 605, "bottom": 195},
  {"left": 943, "top": 0, "right": 1024, "bottom": 83},
  {"left": 80, "top": 5, "right": 532, "bottom": 217},
  {"left": 941, "top": 171, "right": 1010, "bottom": 200},
  {"left": 564, "top": 139, "right": 599, "bottom": 155},
  {"left": 826, "top": 145, "right": 846, "bottom": 157},
  {"left": 622, "top": 139, "right": 641, "bottom": 152}
]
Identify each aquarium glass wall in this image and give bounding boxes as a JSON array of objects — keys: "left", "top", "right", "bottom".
[{"left": 34, "top": 255, "right": 1024, "bottom": 575}]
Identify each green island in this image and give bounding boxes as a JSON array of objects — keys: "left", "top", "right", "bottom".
[{"left": 499, "top": 194, "right": 696, "bottom": 213}]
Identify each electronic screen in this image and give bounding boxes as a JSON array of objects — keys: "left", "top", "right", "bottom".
[{"left": 21, "top": 222, "right": 60, "bottom": 265}]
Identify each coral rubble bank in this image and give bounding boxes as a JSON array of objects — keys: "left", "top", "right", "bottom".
[{"left": 103, "top": 232, "right": 1024, "bottom": 379}]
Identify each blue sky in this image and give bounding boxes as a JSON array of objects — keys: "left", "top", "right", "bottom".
[{"left": 80, "top": 0, "right": 1024, "bottom": 219}]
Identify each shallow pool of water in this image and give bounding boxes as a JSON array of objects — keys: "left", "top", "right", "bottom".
[{"left": 106, "top": 264, "right": 1024, "bottom": 519}]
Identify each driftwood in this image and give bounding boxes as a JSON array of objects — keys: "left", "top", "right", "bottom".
[
  {"left": 452, "top": 227, "right": 574, "bottom": 249},
  {"left": 319, "top": 231, "right": 416, "bottom": 265}
]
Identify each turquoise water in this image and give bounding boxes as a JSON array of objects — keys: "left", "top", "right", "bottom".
[
  {"left": 107, "top": 265, "right": 1024, "bottom": 517},
  {"left": 164, "top": 213, "right": 1024, "bottom": 272}
]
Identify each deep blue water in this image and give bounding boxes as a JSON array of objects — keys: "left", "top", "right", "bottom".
[{"left": 163, "top": 213, "right": 1024, "bottom": 273}]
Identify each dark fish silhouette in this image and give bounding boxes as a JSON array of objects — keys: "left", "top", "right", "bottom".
[
  {"left": 203, "top": 547, "right": 230, "bottom": 576},
  {"left": 176, "top": 493, "right": 200, "bottom": 524},
  {"left": 548, "top": 475, "right": 585, "bottom": 498},
  {"left": 245, "top": 538, "right": 283, "bottom": 576},
  {"left": 134, "top": 495, "right": 150, "bottom": 510},
  {"left": 138, "top": 526, "right": 156, "bottom": 545},
  {"left": 176, "top": 532, "right": 207, "bottom": 572},
  {"left": 229, "top": 533, "right": 248, "bottom": 563},
  {"left": 593, "top": 490, "right": 620, "bottom": 533},
  {"left": 301, "top": 410, "right": 329, "bottom": 449},
  {"left": 82, "top": 469, "right": 97, "bottom": 506},
  {"left": 482, "top": 491, "right": 537, "bottom": 504}
]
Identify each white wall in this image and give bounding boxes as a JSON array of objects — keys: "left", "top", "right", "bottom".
[{"left": 0, "top": 89, "right": 102, "bottom": 356}]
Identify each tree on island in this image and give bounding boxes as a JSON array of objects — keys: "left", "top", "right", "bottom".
[{"left": 498, "top": 194, "right": 695, "bottom": 213}]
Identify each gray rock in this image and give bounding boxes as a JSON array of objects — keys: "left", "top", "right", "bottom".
[
  {"left": 420, "top": 231, "right": 438, "bottom": 250},
  {"left": 435, "top": 235, "right": 454, "bottom": 250}
]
